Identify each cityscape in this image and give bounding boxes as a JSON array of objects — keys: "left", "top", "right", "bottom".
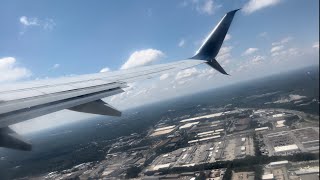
[{"left": 38, "top": 107, "right": 319, "bottom": 180}]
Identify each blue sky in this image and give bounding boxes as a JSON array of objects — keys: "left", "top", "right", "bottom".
[{"left": 0, "top": 0, "right": 319, "bottom": 133}]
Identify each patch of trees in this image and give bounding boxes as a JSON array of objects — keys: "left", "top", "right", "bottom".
[
  {"left": 253, "top": 134, "right": 262, "bottom": 156},
  {"left": 125, "top": 166, "right": 142, "bottom": 179},
  {"left": 284, "top": 115, "right": 300, "bottom": 127}
]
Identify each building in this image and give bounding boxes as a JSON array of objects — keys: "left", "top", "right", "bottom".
[
  {"left": 262, "top": 173, "right": 274, "bottom": 180},
  {"left": 267, "top": 160, "right": 289, "bottom": 168},
  {"left": 255, "top": 127, "right": 269, "bottom": 132}
]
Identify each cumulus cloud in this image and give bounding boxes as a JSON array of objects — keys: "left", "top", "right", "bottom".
[
  {"left": 52, "top": 64, "right": 60, "bottom": 69},
  {"left": 269, "top": 36, "right": 300, "bottom": 58},
  {"left": 271, "top": 48, "right": 302, "bottom": 58},
  {"left": 20, "top": 16, "right": 39, "bottom": 26},
  {"left": 0, "top": 57, "right": 31, "bottom": 83},
  {"left": 184, "top": 0, "right": 222, "bottom": 15},
  {"left": 272, "top": 36, "right": 293, "bottom": 46},
  {"left": 120, "top": 49, "right": 165, "bottom": 70},
  {"left": 178, "top": 39, "right": 186, "bottom": 47},
  {"left": 160, "top": 73, "right": 170, "bottom": 80},
  {"left": 19, "top": 16, "right": 56, "bottom": 34},
  {"left": 313, "top": 41, "right": 319, "bottom": 49},
  {"left": 251, "top": 55, "right": 265, "bottom": 64},
  {"left": 216, "top": 46, "right": 233, "bottom": 64},
  {"left": 258, "top": 32, "right": 268, "bottom": 38},
  {"left": 242, "top": 48, "right": 259, "bottom": 56},
  {"left": 243, "top": 0, "right": 282, "bottom": 14},
  {"left": 175, "top": 67, "right": 198, "bottom": 81},
  {"left": 235, "top": 55, "right": 265, "bottom": 73},
  {"left": 100, "top": 67, "right": 110, "bottom": 73},
  {"left": 225, "top": 34, "right": 232, "bottom": 41},
  {"left": 270, "top": 45, "right": 284, "bottom": 53},
  {"left": 196, "top": 0, "right": 222, "bottom": 15},
  {"left": 42, "top": 19, "right": 56, "bottom": 31}
]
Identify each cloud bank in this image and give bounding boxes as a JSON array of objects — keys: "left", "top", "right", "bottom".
[
  {"left": 0, "top": 57, "right": 31, "bottom": 83},
  {"left": 120, "top": 49, "right": 165, "bottom": 70},
  {"left": 243, "top": 0, "right": 282, "bottom": 14}
]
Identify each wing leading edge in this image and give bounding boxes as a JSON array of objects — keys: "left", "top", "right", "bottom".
[{"left": 0, "top": 9, "right": 239, "bottom": 151}]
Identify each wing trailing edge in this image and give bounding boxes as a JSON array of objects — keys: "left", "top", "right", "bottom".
[
  {"left": 0, "top": 127, "right": 31, "bottom": 151},
  {"left": 191, "top": 9, "right": 240, "bottom": 75},
  {"left": 68, "top": 99, "right": 121, "bottom": 116}
]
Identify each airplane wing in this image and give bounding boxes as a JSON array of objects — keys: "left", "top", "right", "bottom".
[{"left": 0, "top": 9, "right": 239, "bottom": 151}]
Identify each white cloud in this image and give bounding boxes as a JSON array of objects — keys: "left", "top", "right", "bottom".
[
  {"left": 242, "top": 48, "right": 259, "bottom": 56},
  {"left": 197, "top": 0, "right": 221, "bottom": 15},
  {"left": 178, "top": 39, "right": 186, "bottom": 47},
  {"left": 160, "top": 73, "right": 170, "bottom": 80},
  {"left": 186, "top": 0, "right": 222, "bottom": 15},
  {"left": 52, "top": 64, "right": 60, "bottom": 69},
  {"left": 19, "top": 16, "right": 56, "bottom": 33},
  {"left": 312, "top": 41, "right": 319, "bottom": 49},
  {"left": 43, "top": 18, "right": 56, "bottom": 31},
  {"left": 243, "top": 0, "right": 282, "bottom": 14},
  {"left": 235, "top": 55, "right": 265, "bottom": 73},
  {"left": 258, "top": 32, "right": 268, "bottom": 38},
  {"left": 251, "top": 55, "right": 265, "bottom": 64},
  {"left": 175, "top": 67, "right": 198, "bottom": 81},
  {"left": 179, "top": 1, "right": 189, "bottom": 7},
  {"left": 270, "top": 37, "right": 300, "bottom": 58},
  {"left": 0, "top": 57, "right": 31, "bottom": 83},
  {"left": 216, "top": 46, "right": 233, "bottom": 64},
  {"left": 272, "top": 36, "right": 293, "bottom": 46},
  {"left": 270, "top": 45, "right": 284, "bottom": 53},
  {"left": 271, "top": 47, "right": 302, "bottom": 58},
  {"left": 120, "top": 49, "right": 165, "bottom": 70},
  {"left": 225, "top": 34, "right": 232, "bottom": 41},
  {"left": 100, "top": 67, "right": 110, "bottom": 73},
  {"left": 19, "top": 16, "right": 39, "bottom": 26}
]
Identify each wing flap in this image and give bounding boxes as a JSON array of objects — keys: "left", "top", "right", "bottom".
[
  {"left": 0, "top": 82, "right": 127, "bottom": 114},
  {"left": 0, "top": 127, "right": 32, "bottom": 151},
  {"left": 0, "top": 88, "right": 125, "bottom": 127},
  {"left": 68, "top": 99, "right": 121, "bottom": 116}
]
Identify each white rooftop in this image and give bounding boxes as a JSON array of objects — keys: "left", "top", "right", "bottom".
[
  {"left": 274, "top": 144, "right": 299, "bottom": 152},
  {"left": 180, "top": 112, "right": 224, "bottom": 123},
  {"left": 215, "top": 129, "right": 224, "bottom": 132},
  {"left": 255, "top": 127, "right": 269, "bottom": 131},
  {"left": 152, "top": 163, "right": 171, "bottom": 170},
  {"left": 273, "top": 113, "right": 284, "bottom": 118},
  {"left": 150, "top": 128, "right": 175, "bottom": 137},
  {"left": 198, "top": 130, "right": 215, "bottom": 136},
  {"left": 179, "top": 122, "right": 199, "bottom": 129},
  {"left": 269, "top": 160, "right": 289, "bottom": 166},
  {"left": 154, "top": 125, "right": 175, "bottom": 132},
  {"left": 262, "top": 174, "right": 274, "bottom": 180},
  {"left": 198, "top": 132, "right": 220, "bottom": 138}
]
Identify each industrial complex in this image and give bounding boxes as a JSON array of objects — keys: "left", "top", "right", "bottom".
[{"left": 31, "top": 107, "right": 318, "bottom": 180}]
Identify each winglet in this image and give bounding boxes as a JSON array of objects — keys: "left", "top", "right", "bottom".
[
  {"left": 207, "top": 58, "right": 229, "bottom": 75},
  {"left": 191, "top": 9, "right": 240, "bottom": 75}
]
